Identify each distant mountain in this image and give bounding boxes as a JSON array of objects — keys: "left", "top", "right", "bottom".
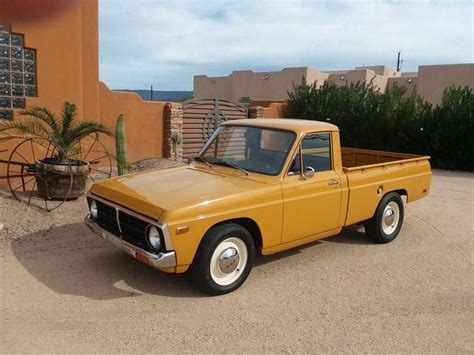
[{"left": 114, "top": 89, "right": 193, "bottom": 102}]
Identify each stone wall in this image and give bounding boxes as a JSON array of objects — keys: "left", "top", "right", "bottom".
[{"left": 164, "top": 103, "right": 183, "bottom": 161}]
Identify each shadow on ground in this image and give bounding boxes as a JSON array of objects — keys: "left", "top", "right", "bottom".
[
  {"left": 11, "top": 223, "right": 372, "bottom": 300},
  {"left": 11, "top": 223, "right": 202, "bottom": 300},
  {"left": 325, "top": 225, "right": 372, "bottom": 245}
]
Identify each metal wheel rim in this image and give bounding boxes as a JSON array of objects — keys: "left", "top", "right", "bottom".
[
  {"left": 382, "top": 201, "right": 400, "bottom": 235},
  {"left": 6, "top": 138, "right": 73, "bottom": 211},
  {"left": 73, "top": 138, "right": 113, "bottom": 184},
  {"left": 210, "top": 237, "right": 248, "bottom": 286}
]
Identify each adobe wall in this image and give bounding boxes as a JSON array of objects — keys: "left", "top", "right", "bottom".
[
  {"left": 417, "top": 64, "right": 474, "bottom": 105},
  {"left": 98, "top": 82, "right": 166, "bottom": 163},
  {"left": 196, "top": 63, "right": 474, "bottom": 104},
  {"left": 327, "top": 69, "right": 389, "bottom": 92},
  {"left": 0, "top": 0, "right": 168, "bottom": 190},
  {"left": 0, "top": 0, "right": 99, "bottom": 188},
  {"left": 387, "top": 76, "right": 418, "bottom": 97},
  {"left": 249, "top": 101, "right": 287, "bottom": 118},
  {"left": 195, "top": 67, "right": 326, "bottom": 103}
]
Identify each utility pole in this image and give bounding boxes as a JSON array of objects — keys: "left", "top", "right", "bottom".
[
  {"left": 150, "top": 85, "right": 153, "bottom": 101},
  {"left": 396, "top": 51, "right": 403, "bottom": 72}
]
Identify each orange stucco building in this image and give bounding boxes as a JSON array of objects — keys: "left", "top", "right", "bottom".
[{"left": 0, "top": 0, "right": 166, "bottom": 187}]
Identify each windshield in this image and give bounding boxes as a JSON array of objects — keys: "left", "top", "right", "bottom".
[{"left": 197, "top": 125, "right": 296, "bottom": 176}]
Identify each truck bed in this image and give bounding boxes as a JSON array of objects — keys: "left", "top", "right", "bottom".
[
  {"left": 341, "top": 147, "right": 428, "bottom": 171},
  {"left": 341, "top": 147, "right": 431, "bottom": 226}
]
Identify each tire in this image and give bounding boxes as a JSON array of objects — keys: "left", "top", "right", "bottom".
[
  {"left": 364, "top": 192, "right": 404, "bottom": 244},
  {"left": 190, "top": 223, "right": 255, "bottom": 295}
]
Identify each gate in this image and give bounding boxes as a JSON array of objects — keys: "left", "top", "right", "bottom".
[{"left": 181, "top": 98, "right": 248, "bottom": 159}]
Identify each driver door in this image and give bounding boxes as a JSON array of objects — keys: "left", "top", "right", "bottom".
[{"left": 281, "top": 132, "right": 342, "bottom": 243}]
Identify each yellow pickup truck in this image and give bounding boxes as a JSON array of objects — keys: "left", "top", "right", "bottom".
[{"left": 85, "top": 119, "right": 431, "bottom": 294}]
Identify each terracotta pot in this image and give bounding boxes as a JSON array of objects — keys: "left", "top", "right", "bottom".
[{"left": 35, "top": 159, "right": 89, "bottom": 200}]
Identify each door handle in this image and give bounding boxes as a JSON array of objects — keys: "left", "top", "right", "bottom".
[{"left": 328, "top": 179, "right": 340, "bottom": 186}]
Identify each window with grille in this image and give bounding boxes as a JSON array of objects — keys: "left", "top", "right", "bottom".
[{"left": 0, "top": 23, "right": 37, "bottom": 120}]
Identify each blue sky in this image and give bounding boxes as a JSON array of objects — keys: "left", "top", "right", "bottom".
[{"left": 99, "top": 0, "right": 473, "bottom": 91}]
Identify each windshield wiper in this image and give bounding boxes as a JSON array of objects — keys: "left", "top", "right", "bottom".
[
  {"left": 193, "top": 155, "right": 212, "bottom": 168},
  {"left": 215, "top": 161, "right": 249, "bottom": 176}
]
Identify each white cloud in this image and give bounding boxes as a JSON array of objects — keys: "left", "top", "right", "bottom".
[{"left": 99, "top": 0, "right": 473, "bottom": 90}]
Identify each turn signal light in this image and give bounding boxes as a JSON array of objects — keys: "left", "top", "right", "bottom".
[
  {"left": 176, "top": 226, "right": 189, "bottom": 235},
  {"left": 136, "top": 253, "right": 149, "bottom": 265}
]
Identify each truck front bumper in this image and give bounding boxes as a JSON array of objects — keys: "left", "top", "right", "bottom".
[{"left": 85, "top": 215, "right": 177, "bottom": 269}]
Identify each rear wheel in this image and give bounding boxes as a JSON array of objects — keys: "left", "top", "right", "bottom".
[
  {"left": 365, "top": 192, "right": 404, "bottom": 243},
  {"left": 191, "top": 224, "right": 255, "bottom": 295}
]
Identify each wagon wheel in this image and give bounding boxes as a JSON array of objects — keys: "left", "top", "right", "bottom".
[
  {"left": 71, "top": 136, "right": 113, "bottom": 186},
  {"left": 6, "top": 138, "right": 73, "bottom": 211}
]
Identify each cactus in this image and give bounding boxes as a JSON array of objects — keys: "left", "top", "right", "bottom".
[
  {"left": 115, "top": 114, "right": 129, "bottom": 175},
  {"left": 171, "top": 132, "right": 182, "bottom": 161}
]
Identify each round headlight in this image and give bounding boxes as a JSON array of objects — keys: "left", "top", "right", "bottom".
[
  {"left": 146, "top": 225, "right": 161, "bottom": 250},
  {"left": 90, "top": 200, "right": 98, "bottom": 219}
]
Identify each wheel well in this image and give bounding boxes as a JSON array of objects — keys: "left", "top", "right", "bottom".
[
  {"left": 210, "top": 218, "right": 263, "bottom": 250},
  {"left": 365, "top": 189, "right": 408, "bottom": 222},
  {"left": 391, "top": 189, "right": 408, "bottom": 201}
]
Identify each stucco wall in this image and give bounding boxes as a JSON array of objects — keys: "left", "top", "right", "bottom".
[
  {"left": 387, "top": 76, "right": 418, "bottom": 97},
  {"left": 355, "top": 65, "right": 400, "bottom": 77},
  {"left": 0, "top": 0, "right": 167, "bottom": 190},
  {"left": 99, "top": 82, "right": 166, "bottom": 163},
  {"left": 417, "top": 64, "right": 474, "bottom": 105},
  {"left": 249, "top": 101, "right": 288, "bottom": 118},
  {"left": 193, "top": 74, "right": 233, "bottom": 101},
  {"left": 327, "top": 69, "right": 389, "bottom": 92},
  {"left": 194, "top": 67, "right": 329, "bottom": 103},
  {"left": 306, "top": 67, "right": 329, "bottom": 87},
  {"left": 196, "top": 63, "right": 474, "bottom": 104},
  {"left": 0, "top": 0, "right": 98, "bottom": 188}
]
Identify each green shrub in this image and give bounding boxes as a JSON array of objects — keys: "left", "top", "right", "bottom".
[{"left": 287, "top": 80, "right": 473, "bottom": 171}]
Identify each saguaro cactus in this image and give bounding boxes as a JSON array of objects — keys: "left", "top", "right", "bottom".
[{"left": 115, "top": 114, "right": 129, "bottom": 175}]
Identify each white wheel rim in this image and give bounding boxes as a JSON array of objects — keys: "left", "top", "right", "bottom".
[
  {"left": 382, "top": 201, "right": 400, "bottom": 235},
  {"left": 210, "top": 237, "right": 248, "bottom": 286}
]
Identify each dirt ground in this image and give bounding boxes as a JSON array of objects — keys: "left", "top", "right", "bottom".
[{"left": 0, "top": 169, "right": 472, "bottom": 353}]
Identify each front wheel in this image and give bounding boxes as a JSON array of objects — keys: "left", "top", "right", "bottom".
[
  {"left": 365, "top": 192, "right": 404, "bottom": 243},
  {"left": 190, "top": 224, "right": 255, "bottom": 295}
]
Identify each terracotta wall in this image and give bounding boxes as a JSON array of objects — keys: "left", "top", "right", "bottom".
[
  {"left": 99, "top": 82, "right": 166, "bottom": 163},
  {"left": 0, "top": 0, "right": 167, "bottom": 190},
  {"left": 0, "top": 0, "right": 97, "bottom": 188}
]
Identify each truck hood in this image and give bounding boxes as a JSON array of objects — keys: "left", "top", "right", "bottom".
[{"left": 89, "top": 165, "right": 267, "bottom": 220}]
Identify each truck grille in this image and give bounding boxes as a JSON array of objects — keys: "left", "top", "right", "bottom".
[
  {"left": 95, "top": 200, "right": 120, "bottom": 235},
  {"left": 89, "top": 197, "right": 164, "bottom": 253},
  {"left": 119, "top": 211, "right": 150, "bottom": 251}
]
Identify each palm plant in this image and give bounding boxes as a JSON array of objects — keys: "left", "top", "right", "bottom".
[{"left": 0, "top": 101, "right": 113, "bottom": 162}]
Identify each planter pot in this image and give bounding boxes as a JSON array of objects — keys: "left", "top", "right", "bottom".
[{"left": 35, "top": 158, "right": 89, "bottom": 200}]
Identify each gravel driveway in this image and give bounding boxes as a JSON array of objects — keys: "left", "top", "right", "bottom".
[{"left": 0, "top": 169, "right": 472, "bottom": 353}]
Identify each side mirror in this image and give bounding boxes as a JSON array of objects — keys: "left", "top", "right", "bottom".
[{"left": 303, "top": 166, "right": 315, "bottom": 179}]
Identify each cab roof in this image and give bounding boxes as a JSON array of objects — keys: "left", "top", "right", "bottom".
[{"left": 221, "top": 118, "right": 339, "bottom": 134}]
